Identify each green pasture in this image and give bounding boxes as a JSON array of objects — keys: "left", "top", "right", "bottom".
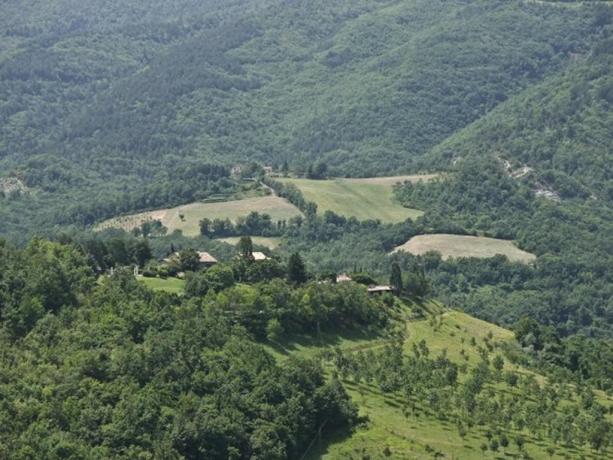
[{"left": 278, "top": 177, "right": 427, "bottom": 223}]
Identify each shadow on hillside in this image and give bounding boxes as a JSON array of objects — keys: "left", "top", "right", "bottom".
[
  {"left": 300, "top": 423, "right": 362, "bottom": 460},
  {"left": 269, "top": 327, "right": 385, "bottom": 357}
]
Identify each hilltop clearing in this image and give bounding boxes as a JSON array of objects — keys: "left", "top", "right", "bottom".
[
  {"left": 278, "top": 176, "right": 432, "bottom": 223},
  {"left": 97, "top": 195, "right": 302, "bottom": 237},
  {"left": 136, "top": 275, "right": 186, "bottom": 295},
  {"left": 393, "top": 234, "right": 537, "bottom": 264}
]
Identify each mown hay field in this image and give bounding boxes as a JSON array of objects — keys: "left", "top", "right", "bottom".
[
  {"left": 393, "top": 234, "right": 536, "bottom": 263},
  {"left": 278, "top": 175, "right": 434, "bottom": 223},
  {"left": 96, "top": 196, "right": 302, "bottom": 237}
]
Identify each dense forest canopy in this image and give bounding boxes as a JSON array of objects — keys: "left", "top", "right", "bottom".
[
  {"left": 0, "top": 239, "right": 381, "bottom": 458},
  {"left": 0, "top": 0, "right": 611, "bottom": 239},
  {"left": 426, "top": 29, "right": 613, "bottom": 199}
]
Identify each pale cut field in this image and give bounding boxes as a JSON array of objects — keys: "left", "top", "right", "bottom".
[
  {"left": 393, "top": 234, "right": 536, "bottom": 263},
  {"left": 217, "top": 236, "right": 282, "bottom": 249},
  {"left": 278, "top": 175, "right": 434, "bottom": 223},
  {"left": 97, "top": 196, "right": 302, "bottom": 237}
]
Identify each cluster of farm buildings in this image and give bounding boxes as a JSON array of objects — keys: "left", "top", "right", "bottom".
[
  {"left": 163, "top": 250, "right": 270, "bottom": 269},
  {"left": 335, "top": 273, "right": 394, "bottom": 295},
  {"left": 158, "top": 253, "right": 393, "bottom": 295}
]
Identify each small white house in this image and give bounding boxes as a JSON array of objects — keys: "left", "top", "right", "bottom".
[{"left": 252, "top": 251, "right": 269, "bottom": 261}]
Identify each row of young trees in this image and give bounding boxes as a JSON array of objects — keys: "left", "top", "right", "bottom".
[
  {"left": 261, "top": 177, "right": 318, "bottom": 217},
  {"left": 389, "top": 261, "right": 430, "bottom": 298},
  {"left": 326, "top": 334, "right": 612, "bottom": 456}
]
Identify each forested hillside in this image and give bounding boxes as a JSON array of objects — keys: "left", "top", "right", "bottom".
[
  {"left": 426, "top": 24, "right": 613, "bottom": 199},
  {"left": 0, "top": 239, "right": 610, "bottom": 459},
  {"left": 391, "top": 13, "right": 613, "bottom": 341},
  {"left": 0, "top": 0, "right": 610, "bottom": 239}
]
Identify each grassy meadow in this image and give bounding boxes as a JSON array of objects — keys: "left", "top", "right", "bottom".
[
  {"left": 137, "top": 276, "right": 186, "bottom": 294},
  {"left": 278, "top": 176, "right": 433, "bottom": 223},
  {"left": 96, "top": 196, "right": 302, "bottom": 236},
  {"left": 393, "top": 234, "right": 537, "bottom": 264},
  {"left": 268, "top": 304, "right": 610, "bottom": 460}
]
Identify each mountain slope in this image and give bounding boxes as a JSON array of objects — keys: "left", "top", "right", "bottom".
[
  {"left": 269, "top": 306, "right": 613, "bottom": 460},
  {"left": 425, "top": 30, "right": 613, "bottom": 200},
  {"left": 49, "top": 0, "right": 600, "bottom": 173},
  {"left": 0, "top": 0, "right": 607, "bottom": 238}
]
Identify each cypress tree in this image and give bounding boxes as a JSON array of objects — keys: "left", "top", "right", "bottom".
[
  {"left": 238, "top": 236, "right": 254, "bottom": 261},
  {"left": 390, "top": 262, "right": 402, "bottom": 295},
  {"left": 288, "top": 252, "right": 307, "bottom": 284}
]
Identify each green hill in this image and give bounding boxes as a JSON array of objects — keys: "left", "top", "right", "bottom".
[
  {"left": 1, "top": 238, "right": 611, "bottom": 459},
  {"left": 270, "top": 304, "right": 613, "bottom": 460},
  {"left": 387, "top": 27, "right": 613, "bottom": 340},
  {"left": 1, "top": 2, "right": 612, "bottom": 458}
]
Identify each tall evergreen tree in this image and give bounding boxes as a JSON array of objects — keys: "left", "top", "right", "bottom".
[
  {"left": 288, "top": 252, "right": 307, "bottom": 285},
  {"left": 313, "top": 161, "right": 328, "bottom": 179},
  {"left": 199, "top": 218, "right": 212, "bottom": 237},
  {"left": 390, "top": 262, "right": 402, "bottom": 295},
  {"left": 238, "top": 236, "right": 254, "bottom": 261},
  {"left": 133, "top": 239, "right": 152, "bottom": 267}
]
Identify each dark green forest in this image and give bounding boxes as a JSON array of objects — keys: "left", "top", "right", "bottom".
[
  {"left": 1, "top": 0, "right": 611, "bottom": 239},
  {"left": 0, "top": 240, "right": 372, "bottom": 458},
  {"left": 426, "top": 29, "right": 613, "bottom": 199}
]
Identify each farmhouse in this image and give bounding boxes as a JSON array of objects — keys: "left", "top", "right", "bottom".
[
  {"left": 197, "top": 251, "right": 217, "bottom": 267},
  {"left": 162, "top": 251, "right": 217, "bottom": 269},
  {"left": 252, "top": 251, "right": 269, "bottom": 261},
  {"left": 367, "top": 285, "right": 394, "bottom": 295},
  {"left": 336, "top": 273, "right": 352, "bottom": 283},
  {"left": 263, "top": 166, "right": 274, "bottom": 175}
]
